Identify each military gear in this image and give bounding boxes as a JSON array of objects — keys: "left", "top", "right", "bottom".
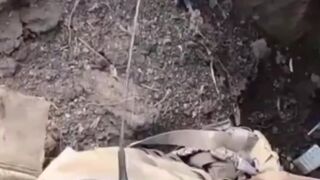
[
  {"left": 0, "top": 87, "right": 316, "bottom": 180},
  {"left": 38, "top": 127, "right": 319, "bottom": 180},
  {"left": 38, "top": 127, "right": 282, "bottom": 180},
  {"left": 0, "top": 86, "right": 50, "bottom": 180}
]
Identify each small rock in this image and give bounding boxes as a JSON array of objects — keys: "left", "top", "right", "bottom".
[
  {"left": 14, "top": 45, "right": 29, "bottom": 62},
  {"left": 97, "top": 134, "right": 106, "bottom": 140},
  {"left": 192, "top": 111, "right": 197, "bottom": 118},
  {"left": 252, "top": 15, "right": 260, "bottom": 20},
  {"left": 83, "top": 47, "right": 89, "bottom": 53},
  {"left": 251, "top": 39, "right": 270, "bottom": 60},
  {"left": 311, "top": 73, "right": 320, "bottom": 88},
  {"left": 289, "top": 163, "right": 295, "bottom": 170},
  {"left": 65, "top": 113, "right": 71, "bottom": 118},
  {"left": 236, "top": 41, "right": 243, "bottom": 46},
  {"left": 154, "top": 92, "right": 160, "bottom": 99},
  {"left": 0, "top": 57, "right": 17, "bottom": 77},
  {"left": 202, "top": 100, "right": 213, "bottom": 114},
  {"left": 276, "top": 51, "right": 286, "bottom": 64},
  {"left": 45, "top": 133, "right": 58, "bottom": 155}
]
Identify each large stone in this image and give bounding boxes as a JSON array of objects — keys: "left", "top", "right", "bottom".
[
  {"left": 0, "top": 10, "right": 22, "bottom": 54},
  {"left": 20, "top": 0, "right": 63, "bottom": 33},
  {"left": 251, "top": 38, "right": 271, "bottom": 60}
]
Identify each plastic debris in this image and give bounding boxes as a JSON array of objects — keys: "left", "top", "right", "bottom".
[
  {"left": 293, "top": 144, "right": 320, "bottom": 174},
  {"left": 307, "top": 122, "right": 320, "bottom": 136}
]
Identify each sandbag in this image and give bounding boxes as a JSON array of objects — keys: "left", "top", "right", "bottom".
[
  {"left": 38, "top": 128, "right": 280, "bottom": 180},
  {"left": 0, "top": 86, "right": 50, "bottom": 180},
  {"left": 38, "top": 147, "right": 211, "bottom": 180},
  {"left": 38, "top": 127, "right": 319, "bottom": 180}
]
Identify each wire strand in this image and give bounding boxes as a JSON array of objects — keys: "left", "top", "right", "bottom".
[{"left": 118, "top": 0, "right": 142, "bottom": 179}]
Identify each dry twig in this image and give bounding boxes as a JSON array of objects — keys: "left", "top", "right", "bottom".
[
  {"left": 68, "top": 0, "right": 81, "bottom": 45},
  {"left": 153, "top": 89, "right": 171, "bottom": 107},
  {"left": 289, "top": 58, "right": 294, "bottom": 73},
  {"left": 120, "top": 0, "right": 142, "bottom": 145},
  {"left": 85, "top": 96, "right": 139, "bottom": 107},
  {"left": 210, "top": 60, "right": 220, "bottom": 95},
  {"left": 141, "top": 83, "right": 160, "bottom": 92},
  {"left": 119, "top": 0, "right": 142, "bottom": 179},
  {"left": 78, "top": 37, "right": 112, "bottom": 64}
]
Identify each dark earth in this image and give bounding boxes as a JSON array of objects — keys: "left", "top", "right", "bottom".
[{"left": 0, "top": 0, "right": 319, "bottom": 177}]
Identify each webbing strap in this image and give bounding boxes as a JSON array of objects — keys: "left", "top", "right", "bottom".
[
  {"left": 129, "top": 129, "right": 258, "bottom": 152},
  {"left": 188, "top": 152, "right": 217, "bottom": 168}
]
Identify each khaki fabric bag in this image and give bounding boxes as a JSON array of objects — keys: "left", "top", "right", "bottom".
[
  {"left": 38, "top": 127, "right": 319, "bottom": 180},
  {"left": 0, "top": 86, "right": 50, "bottom": 180},
  {"left": 38, "top": 147, "right": 211, "bottom": 180},
  {"left": 38, "top": 128, "right": 278, "bottom": 180}
]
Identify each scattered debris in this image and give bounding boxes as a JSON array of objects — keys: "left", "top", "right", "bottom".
[
  {"left": 276, "top": 97, "right": 281, "bottom": 112},
  {"left": 0, "top": 57, "right": 17, "bottom": 77},
  {"left": 210, "top": 60, "right": 220, "bottom": 95},
  {"left": 78, "top": 37, "right": 112, "bottom": 65},
  {"left": 141, "top": 84, "right": 160, "bottom": 92},
  {"left": 189, "top": 9, "right": 203, "bottom": 36},
  {"left": 13, "top": 44, "right": 29, "bottom": 62},
  {"left": 294, "top": 144, "right": 320, "bottom": 174},
  {"left": 276, "top": 51, "right": 286, "bottom": 64},
  {"left": 251, "top": 39, "right": 270, "bottom": 60},
  {"left": 68, "top": 0, "right": 81, "bottom": 45},
  {"left": 153, "top": 89, "right": 171, "bottom": 107}
]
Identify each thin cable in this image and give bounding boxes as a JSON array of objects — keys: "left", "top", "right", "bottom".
[{"left": 118, "top": 0, "right": 142, "bottom": 179}]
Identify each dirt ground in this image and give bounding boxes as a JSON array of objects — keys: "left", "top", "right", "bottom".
[{"left": 0, "top": 0, "right": 320, "bottom": 176}]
